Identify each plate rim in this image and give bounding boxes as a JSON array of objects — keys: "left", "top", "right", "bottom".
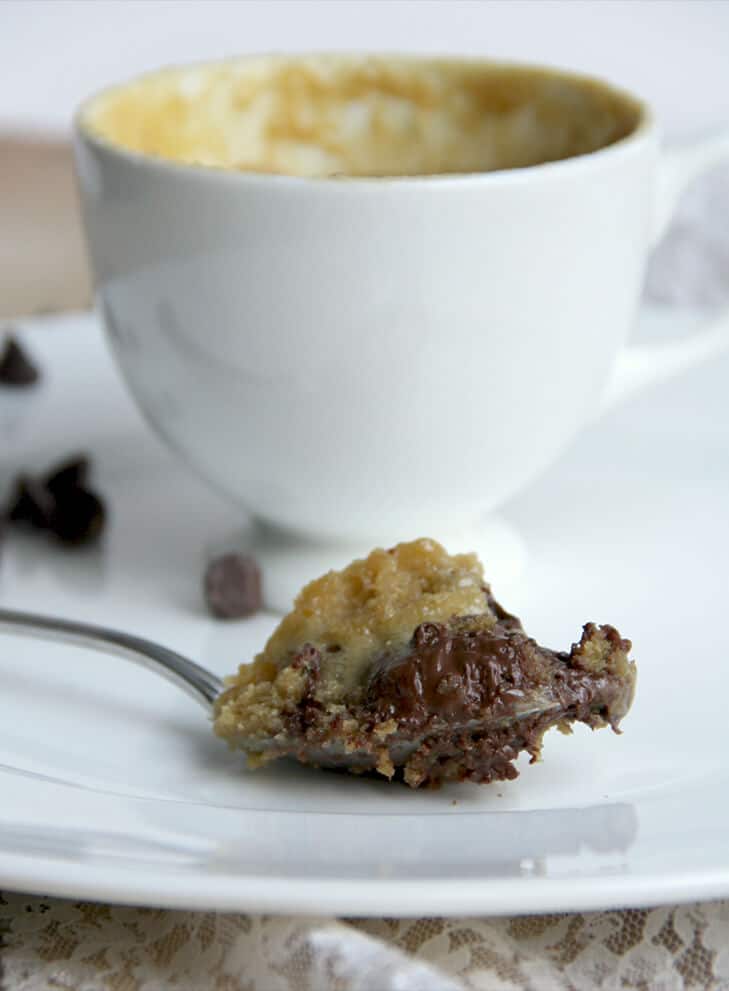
[{"left": 4, "top": 852, "right": 729, "bottom": 917}]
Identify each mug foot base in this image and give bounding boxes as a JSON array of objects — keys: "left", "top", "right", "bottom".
[{"left": 242, "top": 518, "right": 527, "bottom": 614}]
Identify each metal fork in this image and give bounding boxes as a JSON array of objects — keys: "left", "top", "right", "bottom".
[{"left": 0, "top": 607, "right": 223, "bottom": 711}]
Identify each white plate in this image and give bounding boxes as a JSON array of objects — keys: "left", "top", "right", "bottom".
[{"left": 1, "top": 308, "right": 728, "bottom": 916}]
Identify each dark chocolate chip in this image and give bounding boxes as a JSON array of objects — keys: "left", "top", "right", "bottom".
[
  {"left": 4, "top": 455, "right": 105, "bottom": 547},
  {"left": 45, "top": 456, "right": 90, "bottom": 494},
  {"left": 7, "top": 476, "right": 55, "bottom": 529},
  {"left": 48, "top": 487, "right": 106, "bottom": 545},
  {"left": 0, "top": 334, "right": 40, "bottom": 386},
  {"left": 204, "top": 553, "right": 262, "bottom": 619}
]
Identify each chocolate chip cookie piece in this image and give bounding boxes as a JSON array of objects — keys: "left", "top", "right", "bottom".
[{"left": 214, "top": 538, "right": 636, "bottom": 787}]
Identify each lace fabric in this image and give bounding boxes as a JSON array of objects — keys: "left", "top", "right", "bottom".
[{"left": 2, "top": 893, "right": 729, "bottom": 990}]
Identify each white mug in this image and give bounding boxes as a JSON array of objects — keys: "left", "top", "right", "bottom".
[{"left": 74, "top": 54, "right": 729, "bottom": 608}]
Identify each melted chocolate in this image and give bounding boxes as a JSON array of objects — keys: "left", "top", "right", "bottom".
[
  {"left": 367, "top": 618, "right": 634, "bottom": 734},
  {"left": 368, "top": 621, "right": 541, "bottom": 726}
]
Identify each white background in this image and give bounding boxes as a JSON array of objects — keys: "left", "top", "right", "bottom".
[{"left": 2, "top": 0, "right": 728, "bottom": 138}]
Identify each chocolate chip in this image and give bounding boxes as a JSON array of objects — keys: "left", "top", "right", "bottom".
[
  {"left": 204, "top": 553, "right": 262, "bottom": 619},
  {"left": 3, "top": 455, "right": 105, "bottom": 547},
  {"left": 7, "top": 476, "right": 54, "bottom": 529},
  {"left": 48, "top": 487, "right": 105, "bottom": 545},
  {"left": 44, "top": 456, "right": 90, "bottom": 494},
  {"left": 0, "top": 334, "right": 40, "bottom": 386}
]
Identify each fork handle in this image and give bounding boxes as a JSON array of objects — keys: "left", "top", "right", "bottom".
[{"left": 0, "top": 607, "right": 223, "bottom": 711}]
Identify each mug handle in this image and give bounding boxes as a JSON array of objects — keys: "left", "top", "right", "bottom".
[{"left": 602, "top": 131, "right": 729, "bottom": 410}]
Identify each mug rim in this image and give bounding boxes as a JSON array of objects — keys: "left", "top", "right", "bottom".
[{"left": 74, "top": 52, "right": 656, "bottom": 190}]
